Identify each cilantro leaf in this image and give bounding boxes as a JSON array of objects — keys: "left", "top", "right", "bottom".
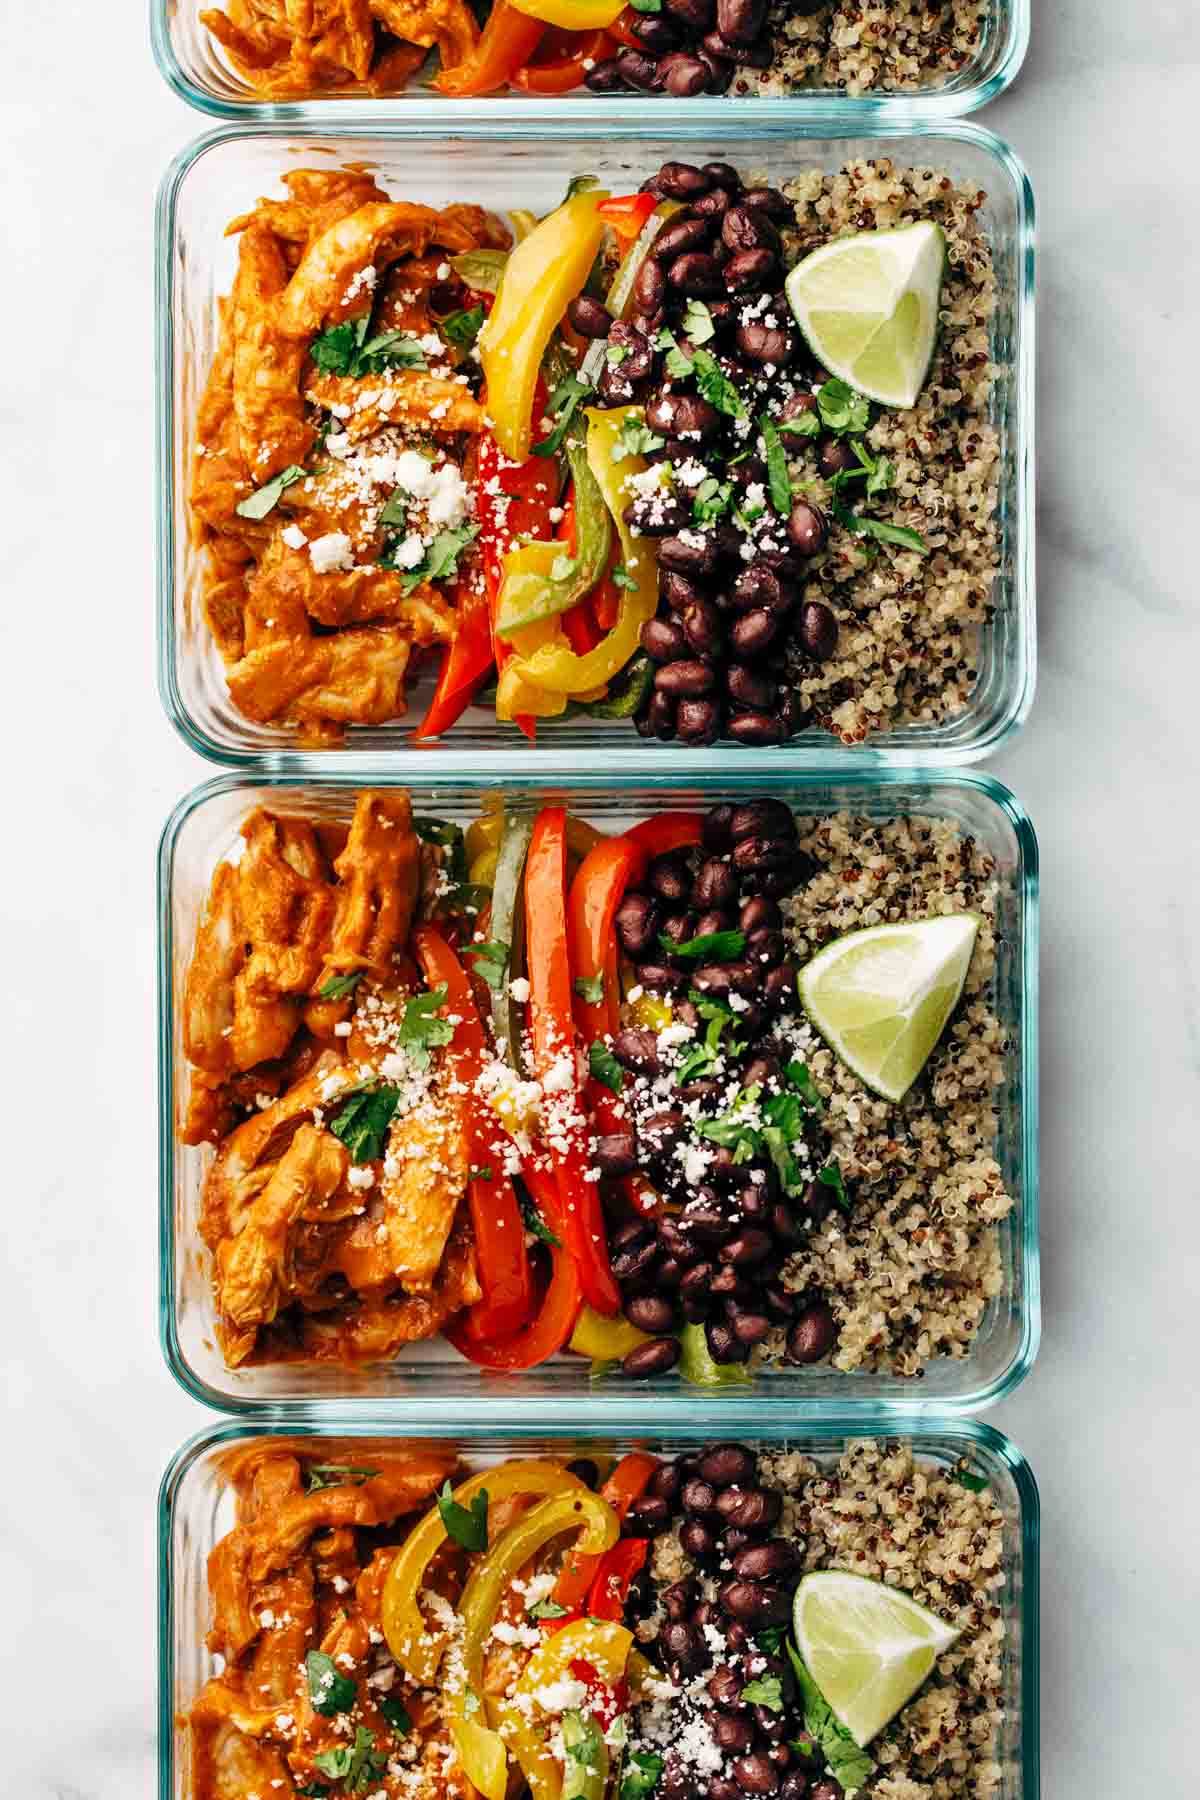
[
  {"left": 682, "top": 298, "right": 716, "bottom": 345},
  {"left": 318, "top": 971, "right": 364, "bottom": 1001},
  {"left": 462, "top": 939, "right": 510, "bottom": 992},
  {"left": 691, "top": 348, "right": 746, "bottom": 420},
  {"left": 437, "top": 1479, "right": 489, "bottom": 1551},
  {"left": 396, "top": 521, "right": 481, "bottom": 594},
  {"left": 397, "top": 984, "right": 454, "bottom": 1067},
  {"left": 235, "top": 464, "right": 307, "bottom": 521},
  {"left": 607, "top": 342, "right": 631, "bottom": 367},
  {"left": 692, "top": 476, "right": 733, "bottom": 525},
  {"left": 306, "top": 1650, "right": 357, "bottom": 1717},
  {"left": 304, "top": 1463, "right": 379, "bottom": 1493},
  {"left": 296, "top": 1786, "right": 330, "bottom": 1798},
  {"left": 533, "top": 373, "right": 594, "bottom": 458},
  {"left": 760, "top": 1091, "right": 808, "bottom": 1195},
  {"left": 787, "top": 1644, "right": 875, "bottom": 1792},
  {"left": 815, "top": 377, "right": 871, "bottom": 436},
  {"left": 310, "top": 314, "right": 427, "bottom": 378},
  {"left": 520, "top": 1188, "right": 562, "bottom": 1249},
  {"left": 741, "top": 1674, "right": 784, "bottom": 1711},
  {"left": 378, "top": 488, "right": 409, "bottom": 529},
  {"left": 379, "top": 1695, "right": 413, "bottom": 1736},
  {"left": 843, "top": 513, "right": 928, "bottom": 553},
  {"left": 661, "top": 928, "right": 746, "bottom": 962},
  {"left": 621, "top": 1750, "right": 665, "bottom": 1800},
  {"left": 611, "top": 416, "right": 665, "bottom": 462},
  {"left": 951, "top": 1467, "right": 990, "bottom": 1493},
  {"left": 330, "top": 1087, "right": 401, "bottom": 1164},
  {"left": 589, "top": 1041, "right": 624, "bottom": 1093},
  {"left": 309, "top": 318, "right": 366, "bottom": 375},
  {"left": 759, "top": 413, "right": 792, "bottom": 516},
  {"left": 574, "top": 972, "right": 606, "bottom": 1003},
  {"left": 528, "top": 1597, "right": 570, "bottom": 1621},
  {"left": 313, "top": 1727, "right": 388, "bottom": 1792},
  {"left": 778, "top": 409, "right": 820, "bottom": 440},
  {"left": 358, "top": 330, "right": 427, "bottom": 374},
  {"left": 441, "top": 305, "right": 484, "bottom": 351},
  {"left": 785, "top": 1059, "right": 823, "bottom": 1110},
  {"left": 816, "top": 1159, "right": 850, "bottom": 1211},
  {"left": 755, "top": 1623, "right": 787, "bottom": 1653},
  {"left": 630, "top": 0, "right": 661, "bottom": 11},
  {"left": 611, "top": 562, "right": 638, "bottom": 591}
]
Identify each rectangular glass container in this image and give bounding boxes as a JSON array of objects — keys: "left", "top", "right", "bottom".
[
  {"left": 152, "top": 0, "right": 1028, "bottom": 122},
  {"left": 159, "top": 1417, "right": 1039, "bottom": 1800},
  {"left": 156, "top": 121, "right": 1035, "bottom": 772},
  {"left": 159, "top": 767, "right": 1039, "bottom": 1419}
]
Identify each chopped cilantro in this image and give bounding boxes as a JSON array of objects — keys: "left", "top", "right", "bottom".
[
  {"left": 815, "top": 377, "right": 872, "bottom": 436},
  {"left": 692, "top": 476, "right": 733, "bottom": 524},
  {"left": 441, "top": 305, "right": 484, "bottom": 351},
  {"left": 952, "top": 1467, "right": 990, "bottom": 1493},
  {"left": 395, "top": 521, "right": 480, "bottom": 594},
  {"left": 589, "top": 1041, "right": 624, "bottom": 1093},
  {"left": 741, "top": 1674, "right": 784, "bottom": 1711},
  {"left": 533, "top": 373, "right": 594, "bottom": 458},
  {"left": 621, "top": 1750, "right": 664, "bottom": 1800},
  {"left": 470, "top": 1164, "right": 495, "bottom": 1182},
  {"left": 303, "top": 1463, "right": 379, "bottom": 1493},
  {"left": 574, "top": 972, "right": 606, "bottom": 1003},
  {"left": 691, "top": 347, "right": 746, "bottom": 419},
  {"left": 235, "top": 463, "right": 306, "bottom": 521},
  {"left": 378, "top": 488, "right": 409, "bottom": 529},
  {"left": 611, "top": 562, "right": 639, "bottom": 591},
  {"left": 462, "top": 938, "right": 510, "bottom": 991},
  {"left": 528, "top": 1597, "right": 570, "bottom": 1621},
  {"left": 437, "top": 1479, "right": 489, "bottom": 1551},
  {"left": 397, "top": 984, "right": 454, "bottom": 1067},
  {"left": 318, "top": 971, "right": 363, "bottom": 1001},
  {"left": 778, "top": 409, "right": 820, "bottom": 439},
  {"left": 787, "top": 1644, "right": 875, "bottom": 1792},
  {"left": 816, "top": 1159, "right": 850, "bottom": 1210},
  {"left": 379, "top": 1695, "right": 413, "bottom": 1736},
  {"left": 607, "top": 342, "right": 631, "bottom": 366},
  {"left": 759, "top": 413, "right": 792, "bottom": 516},
  {"left": 520, "top": 1189, "right": 562, "bottom": 1249},
  {"left": 755, "top": 1623, "right": 787, "bottom": 1653},
  {"left": 611, "top": 416, "right": 665, "bottom": 462},
  {"left": 313, "top": 1727, "right": 388, "bottom": 1793},
  {"left": 663, "top": 927, "right": 746, "bottom": 961},
  {"left": 682, "top": 297, "right": 716, "bottom": 344},
  {"left": 311, "top": 314, "right": 428, "bottom": 379},
  {"left": 306, "top": 1650, "right": 356, "bottom": 1717},
  {"left": 330, "top": 1086, "right": 401, "bottom": 1164},
  {"left": 785, "top": 1059, "right": 823, "bottom": 1110}
]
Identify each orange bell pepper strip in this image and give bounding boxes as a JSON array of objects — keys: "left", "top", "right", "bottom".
[
  {"left": 586, "top": 1536, "right": 650, "bottom": 1620},
  {"left": 526, "top": 807, "right": 621, "bottom": 1317},
  {"left": 434, "top": 0, "right": 545, "bottom": 94},
  {"left": 445, "top": 1163, "right": 581, "bottom": 1369},
  {"left": 552, "top": 1451, "right": 659, "bottom": 1607},
  {"left": 412, "top": 578, "right": 493, "bottom": 741},
  {"left": 513, "top": 26, "right": 613, "bottom": 90},
  {"left": 597, "top": 192, "right": 658, "bottom": 242},
  {"left": 625, "top": 812, "right": 705, "bottom": 858},
  {"left": 412, "top": 926, "right": 532, "bottom": 1339},
  {"left": 568, "top": 834, "right": 649, "bottom": 1040}
]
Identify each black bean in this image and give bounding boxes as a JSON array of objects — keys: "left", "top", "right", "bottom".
[
  {"left": 732, "top": 832, "right": 795, "bottom": 872},
  {"left": 742, "top": 186, "right": 793, "bottom": 221},
  {"left": 710, "top": 1265, "right": 750, "bottom": 1300},
  {"left": 705, "top": 1319, "right": 750, "bottom": 1363},
  {"left": 729, "top": 454, "right": 769, "bottom": 496},
  {"left": 703, "top": 160, "right": 741, "bottom": 189},
  {"left": 567, "top": 294, "right": 612, "bottom": 339},
  {"left": 624, "top": 1294, "right": 675, "bottom": 1337},
  {"left": 678, "top": 1258, "right": 718, "bottom": 1300},
  {"left": 646, "top": 392, "right": 721, "bottom": 441},
  {"left": 654, "top": 161, "right": 713, "bottom": 200},
  {"left": 642, "top": 617, "right": 690, "bottom": 663},
  {"left": 662, "top": 569, "right": 702, "bottom": 614},
  {"left": 720, "top": 1228, "right": 774, "bottom": 1267},
  {"left": 730, "top": 607, "right": 780, "bottom": 659},
  {"left": 658, "top": 532, "right": 719, "bottom": 577},
  {"left": 726, "top": 711, "right": 786, "bottom": 745},
  {"left": 625, "top": 494, "right": 689, "bottom": 538},
  {"left": 737, "top": 1184, "right": 771, "bottom": 1221},
  {"left": 656, "top": 1254, "right": 685, "bottom": 1288},
  {"left": 702, "top": 803, "right": 735, "bottom": 851},
  {"left": 719, "top": 1579, "right": 787, "bottom": 1625},
  {"left": 663, "top": 0, "right": 715, "bottom": 26},
  {"left": 787, "top": 1299, "right": 837, "bottom": 1363},
  {"left": 731, "top": 1538, "right": 801, "bottom": 1581},
  {"left": 702, "top": 27, "right": 771, "bottom": 64},
  {"left": 655, "top": 658, "right": 715, "bottom": 698},
  {"left": 800, "top": 599, "right": 839, "bottom": 661},
  {"left": 780, "top": 1773, "right": 811, "bottom": 1800},
  {"left": 634, "top": 257, "right": 667, "bottom": 315},
  {"left": 632, "top": 11, "right": 681, "bottom": 48},
  {"left": 779, "top": 389, "right": 818, "bottom": 425},
  {"left": 715, "top": 0, "right": 767, "bottom": 41},
  {"left": 636, "top": 960, "right": 685, "bottom": 992},
  {"left": 677, "top": 698, "right": 720, "bottom": 745},
  {"left": 698, "top": 1442, "right": 756, "bottom": 1484},
  {"left": 724, "top": 247, "right": 779, "bottom": 290},
  {"left": 696, "top": 44, "right": 736, "bottom": 88},
  {"left": 612, "top": 1026, "right": 660, "bottom": 1072},
  {"left": 612, "top": 1216, "right": 653, "bottom": 1253},
  {"left": 623, "top": 1337, "right": 681, "bottom": 1380},
  {"left": 615, "top": 46, "right": 663, "bottom": 88},
  {"left": 668, "top": 251, "right": 725, "bottom": 297},
  {"left": 595, "top": 1132, "right": 638, "bottom": 1176},
  {"left": 818, "top": 436, "right": 857, "bottom": 478},
  {"left": 681, "top": 1476, "right": 719, "bottom": 1514},
  {"left": 615, "top": 892, "right": 659, "bottom": 956},
  {"left": 715, "top": 1714, "right": 755, "bottom": 1754},
  {"left": 692, "top": 857, "right": 736, "bottom": 910},
  {"left": 787, "top": 499, "right": 828, "bottom": 556},
  {"left": 641, "top": 1107, "right": 686, "bottom": 1152},
  {"left": 679, "top": 1516, "right": 719, "bottom": 1558},
  {"left": 658, "top": 215, "right": 714, "bottom": 262},
  {"left": 662, "top": 1575, "right": 696, "bottom": 1617},
  {"left": 585, "top": 58, "right": 625, "bottom": 90},
  {"left": 730, "top": 1307, "right": 772, "bottom": 1345},
  {"left": 723, "top": 203, "right": 780, "bottom": 254},
  {"left": 808, "top": 1784, "right": 844, "bottom": 1800},
  {"left": 691, "top": 185, "right": 733, "bottom": 221},
  {"left": 648, "top": 850, "right": 692, "bottom": 900},
  {"left": 736, "top": 322, "right": 795, "bottom": 365},
  {"left": 612, "top": 1239, "right": 659, "bottom": 1283},
  {"left": 747, "top": 926, "right": 786, "bottom": 967},
  {"left": 717, "top": 1486, "right": 782, "bottom": 1530},
  {"left": 628, "top": 1494, "right": 675, "bottom": 1533},
  {"left": 761, "top": 964, "right": 799, "bottom": 1009},
  {"left": 647, "top": 689, "right": 676, "bottom": 740},
  {"left": 739, "top": 895, "right": 782, "bottom": 933},
  {"left": 762, "top": 1281, "right": 797, "bottom": 1321},
  {"left": 681, "top": 596, "right": 724, "bottom": 658},
  {"left": 732, "top": 561, "right": 788, "bottom": 613},
  {"left": 650, "top": 1466, "right": 683, "bottom": 1508},
  {"left": 708, "top": 1664, "right": 747, "bottom": 1710}
]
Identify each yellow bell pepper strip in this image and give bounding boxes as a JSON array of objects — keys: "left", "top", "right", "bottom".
[
  {"left": 568, "top": 1305, "right": 649, "bottom": 1362},
  {"left": 509, "top": 0, "right": 624, "bottom": 27},
  {"left": 495, "top": 436, "right": 613, "bottom": 639},
  {"left": 380, "top": 1460, "right": 588, "bottom": 1683},
  {"left": 497, "top": 660, "right": 570, "bottom": 722},
  {"left": 561, "top": 1710, "right": 609, "bottom": 1800},
  {"left": 450, "top": 1492, "right": 621, "bottom": 1794},
  {"left": 506, "top": 407, "right": 659, "bottom": 696},
  {"left": 499, "top": 1619, "right": 633, "bottom": 1800},
  {"left": 479, "top": 191, "right": 609, "bottom": 462}
]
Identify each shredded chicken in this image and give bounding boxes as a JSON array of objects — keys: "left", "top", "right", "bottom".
[{"left": 200, "top": 0, "right": 478, "bottom": 98}]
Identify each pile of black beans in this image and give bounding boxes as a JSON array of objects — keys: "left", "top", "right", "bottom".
[
  {"left": 598, "top": 801, "right": 840, "bottom": 1374},
  {"left": 583, "top": 0, "right": 826, "bottom": 96},
  {"left": 565, "top": 158, "right": 840, "bottom": 749},
  {"left": 621, "top": 1442, "right": 846, "bottom": 1800}
]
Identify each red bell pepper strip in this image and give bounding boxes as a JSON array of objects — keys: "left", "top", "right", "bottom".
[
  {"left": 526, "top": 808, "right": 621, "bottom": 1318},
  {"left": 590, "top": 567, "right": 619, "bottom": 632},
  {"left": 434, "top": 0, "right": 545, "bottom": 94},
  {"left": 513, "top": 26, "right": 614, "bottom": 91},
  {"left": 552, "top": 1451, "right": 659, "bottom": 1607},
  {"left": 553, "top": 492, "right": 605, "bottom": 655},
  {"left": 568, "top": 1658, "right": 630, "bottom": 1730},
  {"left": 412, "top": 926, "right": 532, "bottom": 1338},
  {"left": 597, "top": 192, "right": 658, "bottom": 242},
  {"left": 445, "top": 1163, "right": 581, "bottom": 1369},
  {"left": 607, "top": 8, "right": 644, "bottom": 48},
  {"left": 624, "top": 812, "right": 705, "bottom": 858},
  {"left": 568, "top": 834, "right": 648, "bottom": 1042},
  {"left": 412, "top": 578, "right": 493, "bottom": 741},
  {"left": 586, "top": 1537, "right": 649, "bottom": 1621},
  {"left": 477, "top": 427, "right": 558, "bottom": 741}
]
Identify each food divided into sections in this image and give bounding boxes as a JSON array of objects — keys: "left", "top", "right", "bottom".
[{"left": 188, "top": 154, "right": 1000, "bottom": 750}]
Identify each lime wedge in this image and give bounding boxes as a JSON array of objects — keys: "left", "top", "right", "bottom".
[
  {"left": 793, "top": 1570, "right": 961, "bottom": 1748},
  {"left": 784, "top": 222, "right": 945, "bottom": 409},
  {"left": 797, "top": 914, "right": 978, "bottom": 1102}
]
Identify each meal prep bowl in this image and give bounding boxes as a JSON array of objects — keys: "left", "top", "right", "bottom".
[
  {"left": 156, "top": 120, "right": 1035, "bottom": 772},
  {"left": 151, "top": 0, "right": 1029, "bottom": 121},
  {"left": 159, "top": 1415, "right": 1039, "bottom": 1800},
  {"left": 159, "top": 766, "right": 1039, "bottom": 1418}
]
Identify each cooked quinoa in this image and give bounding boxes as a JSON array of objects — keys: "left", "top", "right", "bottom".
[
  {"left": 776, "top": 813, "right": 1013, "bottom": 1374},
  {"left": 756, "top": 1, "right": 986, "bottom": 98},
  {"left": 775, "top": 163, "right": 1000, "bottom": 746}
]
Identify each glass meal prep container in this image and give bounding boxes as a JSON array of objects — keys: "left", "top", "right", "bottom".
[
  {"left": 151, "top": 0, "right": 1029, "bottom": 121},
  {"left": 155, "top": 120, "right": 1035, "bottom": 773},
  {"left": 158, "top": 766, "right": 1039, "bottom": 1419},
  {"left": 158, "top": 1416, "right": 1040, "bottom": 1800}
]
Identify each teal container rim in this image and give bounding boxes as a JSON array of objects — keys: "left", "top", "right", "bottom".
[
  {"left": 158, "top": 1413, "right": 1040, "bottom": 1800},
  {"left": 150, "top": 0, "right": 1029, "bottom": 124},
  {"left": 155, "top": 117, "right": 1036, "bottom": 775},
  {"left": 158, "top": 764, "right": 1039, "bottom": 1422}
]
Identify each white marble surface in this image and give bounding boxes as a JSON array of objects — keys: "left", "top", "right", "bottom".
[{"left": 3, "top": 1, "right": 1200, "bottom": 1792}]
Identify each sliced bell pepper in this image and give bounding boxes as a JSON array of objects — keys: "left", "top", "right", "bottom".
[
  {"left": 509, "top": 0, "right": 625, "bottom": 27},
  {"left": 450, "top": 1490, "right": 619, "bottom": 1796},
  {"left": 413, "top": 577, "right": 493, "bottom": 740},
  {"left": 624, "top": 812, "right": 704, "bottom": 857},
  {"left": 505, "top": 408, "right": 658, "bottom": 697},
  {"left": 552, "top": 1450, "right": 658, "bottom": 1606},
  {"left": 568, "top": 1304, "right": 648, "bottom": 1362},
  {"left": 495, "top": 437, "right": 612, "bottom": 639},
  {"left": 488, "top": 805, "right": 535, "bottom": 1068},
  {"left": 586, "top": 1535, "right": 649, "bottom": 1621},
  {"left": 514, "top": 26, "right": 613, "bottom": 90},
  {"left": 526, "top": 808, "right": 621, "bottom": 1317},
  {"left": 597, "top": 192, "right": 658, "bottom": 242},
  {"left": 477, "top": 428, "right": 559, "bottom": 739},
  {"left": 479, "top": 191, "right": 609, "bottom": 462},
  {"left": 412, "top": 926, "right": 532, "bottom": 1340},
  {"left": 606, "top": 6, "right": 644, "bottom": 45},
  {"left": 568, "top": 833, "right": 648, "bottom": 1038},
  {"left": 499, "top": 1618, "right": 632, "bottom": 1800},
  {"left": 561, "top": 1709, "right": 610, "bottom": 1800},
  {"left": 678, "top": 1320, "right": 752, "bottom": 1388},
  {"left": 434, "top": 0, "right": 545, "bottom": 95},
  {"left": 446, "top": 1162, "right": 582, "bottom": 1369},
  {"left": 380, "top": 1458, "right": 589, "bottom": 1682}
]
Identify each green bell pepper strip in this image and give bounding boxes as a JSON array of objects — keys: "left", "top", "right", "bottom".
[
  {"left": 494, "top": 434, "right": 613, "bottom": 639},
  {"left": 585, "top": 651, "right": 654, "bottom": 719},
  {"left": 561, "top": 1711, "right": 609, "bottom": 1800},
  {"left": 489, "top": 806, "right": 535, "bottom": 1070},
  {"left": 678, "top": 1321, "right": 752, "bottom": 1388},
  {"left": 580, "top": 200, "right": 682, "bottom": 389}
]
